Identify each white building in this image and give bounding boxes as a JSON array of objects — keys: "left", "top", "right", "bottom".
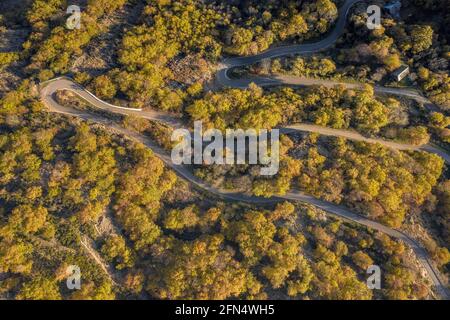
[{"left": 391, "top": 65, "right": 410, "bottom": 82}]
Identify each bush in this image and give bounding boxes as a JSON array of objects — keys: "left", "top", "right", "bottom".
[{"left": 91, "top": 75, "right": 117, "bottom": 100}]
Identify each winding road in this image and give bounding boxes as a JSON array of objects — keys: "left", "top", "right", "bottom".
[
  {"left": 39, "top": 0, "right": 449, "bottom": 299},
  {"left": 216, "top": 0, "right": 437, "bottom": 110}
]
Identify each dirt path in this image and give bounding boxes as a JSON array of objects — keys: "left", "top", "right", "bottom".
[{"left": 80, "top": 235, "right": 118, "bottom": 286}]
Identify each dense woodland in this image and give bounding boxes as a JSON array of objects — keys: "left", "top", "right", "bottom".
[
  {"left": 0, "top": 0, "right": 448, "bottom": 300},
  {"left": 0, "top": 109, "right": 435, "bottom": 300},
  {"left": 188, "top": 82, "right": 440, "bottom": 147},
  {"left": 0, "top": 116, "right": 434, "bottom": 299}
]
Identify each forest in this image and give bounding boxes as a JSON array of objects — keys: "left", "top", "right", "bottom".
[
  {"left": 0, "top": 0, "right": 448, "bottom": 300},
  {"left": 0, "top": 117, "right": 434, "bottom": 299}
]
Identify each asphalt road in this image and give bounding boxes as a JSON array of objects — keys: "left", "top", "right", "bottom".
[{"left": 39, "top": 0, "right": 449, "bottom": 299}]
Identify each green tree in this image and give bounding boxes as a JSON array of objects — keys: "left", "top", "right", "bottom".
[
  {"left": 164, "top": 205, "right": 200, "bottom": 231},
  {"left": 101, "top": 235, "right": 135, "bottom": 270},
  {"left": 3, "top": 205, "right": 48, "bottom": 237},
  {"left": 17, "top": 277, "right": 61, "bottom": 300},
  {"left": 0, "top": 240, "right": 33, "bottom": 274},
  {"left": 92, "top": 75, "right": 117, "bottom": 100},
  {"left": 351, "top": 251, "right": 374, "bottom": 270},
  {"left": 410, "top": 25, "right": 433, "bottom": 54}
]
